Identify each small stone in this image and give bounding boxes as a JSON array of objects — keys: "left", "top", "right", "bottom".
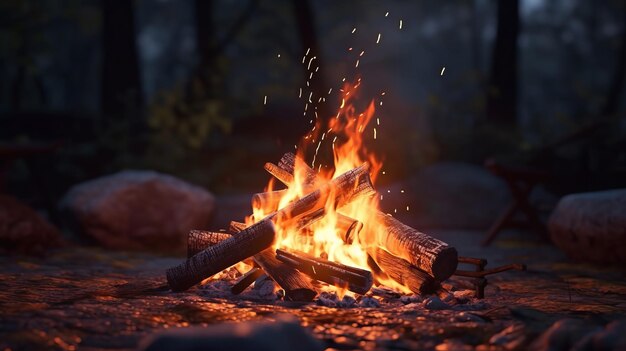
[
  {"left": 338, "top": 295, "right": 356, "bottom": 308},
  {"left": 316, "top": 292, "right": 339, "bottom": 307},
  {"left": 400, "top": 294, "right": 422, "bottom": 304},
  {"left": 423, "top": 296, "right": 450, "bottom": 310},
  {"left": 254, "top": 278, "right": 277, "bottom": 300},
  {"left": 358, "top": 296, "right": 380, "bottom": 308}
]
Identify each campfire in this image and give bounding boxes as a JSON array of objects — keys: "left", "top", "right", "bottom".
[{"left": 165, "top": 82, "right": 522, "bottom": 301}]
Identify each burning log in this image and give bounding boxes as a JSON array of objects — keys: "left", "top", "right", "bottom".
[
  {"left": 251, "top": 189, "right": 289, "bottom": 211},
  {"left": 369, "top": 248, "right": 438, "bottom": 295},
  {"left": 230, "top": 222, "right": 317, "bottom": 301},
  {"left": 275, "top": 249, "right": 373, "bottom": 295},
  {"left": 167, "top": 220, "right": 276, "bottom": 292},
  {"left": 372, "top": 213, "right": 458, "bottom": 281},
  {"left": 166, "top": 164, "right": 375, "bottom": 292},
  {"left": 272, "top": 152, "right": 458, "bottom": 281},
  {"left": 248, "top": 190, "right": 364, "bottom": 244},
  {"left": 186, "top": 230, "right": 254, "bottom": 266}
]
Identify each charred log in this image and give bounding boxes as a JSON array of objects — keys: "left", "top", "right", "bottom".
[{"left": 276, "top": 249, "right": 373, "bottom": 295}]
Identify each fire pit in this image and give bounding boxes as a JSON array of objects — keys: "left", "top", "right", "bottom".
[{"left": 165, "top": 82, "right": 524, "bottom": 305}]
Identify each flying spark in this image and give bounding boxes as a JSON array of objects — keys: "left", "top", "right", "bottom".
[
  {"left": 305, "top": 47, "right": 311, "bottom": 56},
  {"left": 374, "top": 128, "right": 377, "bottom": 139},
  {"left": 355, "top": 60, "right": 360, "bottom": 68},
  {"left": 399, "top": 20, "right": 403, "bottom": 29},
  {"left": 385, "top": 11, "right": 389, "bottom": 17},
  {"left": 277, "top": 54, "right": 281, "bottom": 58},
  {"left": 440, "top": 67, "right": 446, "bottom": 75},
  {"left": 376, "top": 33, "right": 381, "bottom": 44},
  {"left": 352, "top": 27, "right": 357, "bottom": 33},
  {"left": 263, "top": 96, "right": 267, "bottom": 105},
  {"left": 298, "top": 88, "right": 302, "bottom": 98}
]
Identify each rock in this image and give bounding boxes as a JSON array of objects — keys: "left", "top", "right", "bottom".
[
  {"left": 548, "top": 189, "right": 626, "bottom": 264},
  {"left": 253, "top": 278, "right": 278, "bottom": 300},
  {"left": 409, "top": 162, "right": 510, "bottom": 229},
  {"left": 490, "top": 324, "right": 526, "bottom": 349},
  {"left": 358, "top": 296, "right": 380, "bottom": 308},
  {"left": 139, "top": 314, "right": 323, "bottom": 351},
  {"left": 60, "top": 170, "right": 215, "bottom": 252},
  {"left": 422, "top": 296, "right": 450, "bottom": 310},
  {"left": 531, "top": 319, "right": 600, "bottom": 351},
  {"left": 0, "top": 195, "right": 62, "bottom": 255},
  {"left": 572, "top": 320, "right": 626, "bottom": 351},
  {"left": 400, "top": 294, "right": 422, "bottom": 305}
]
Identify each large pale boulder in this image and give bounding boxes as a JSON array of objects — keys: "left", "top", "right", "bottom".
[
  {"left": 549, "top": 189, "right": 626, "bottom": 264},
  {"left": 60, "top": 170, "right": 215, "bottom": 252},
  {"left": 0, "top": 195, "right": 62, "bottom": 255}
]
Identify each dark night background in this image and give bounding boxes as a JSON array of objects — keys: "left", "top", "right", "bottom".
[
  {"left": 1, "top": 0, "right": 625, "bottom": 214},
  {"left": 2, "top": 2, "right": 626, "bottom": 350}
]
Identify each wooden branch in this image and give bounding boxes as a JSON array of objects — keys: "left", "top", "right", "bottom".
[
  {"left": 264, "top": 162, "right": 294, "bottom": 186},
  {"left": 166, "top": 220, "right": 276, "bottom": 292},
  {"left": 231, "top": 267, "right": 263, "bottom": 294},
  {"left": 369, "top": 248, "right": 438, "bottom": 295},
  {"left": 167, "top": 164, "right": 375, "bottom": 292},
  {"left": 272, "top": 163, "right": 375, "bottom": 224},
  {"left": 230, "top": 221, "right": 317, "bottom": 301},
  {"left": 273, "top": 152, "right": 458, "bottom": 280},
  {"left": 253, "top": 250, "right": 317, "bottom": 301},
  {"left": 276, "top": 249, "right": 373, "bottom": 295},
  {"left": 251, "top": 189, "right": 289, "bottom": 212},
  {"left": 187, "top": 230, "right": 232, "bottom": 258}
]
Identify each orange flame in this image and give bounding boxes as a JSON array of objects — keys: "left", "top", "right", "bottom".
[{"left": 250, "top": 81, "right": 412, "bottom": 295}]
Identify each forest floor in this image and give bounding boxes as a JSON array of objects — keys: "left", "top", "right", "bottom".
[{"left": 1, "top": 229, "right": 625, "bottom": 351}]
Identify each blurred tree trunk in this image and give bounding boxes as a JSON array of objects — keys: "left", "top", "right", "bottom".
[
  {"left": 601, "top": 7, "right": 626, "bottom": 117},
  {"left": 194, "top": 0, "right": 216, "bottom": 90},
  {"left": 101, "top": 0, "right": 142, "bottom": 119},
  {"left": 192, "top": 0, "right": 258, "bottom": 93},
  {"left": 486, "top": 0, "right": 519, "bottom": 126},
  {"left": 292, "top": 0, "right": 330, "bottom": 123}
]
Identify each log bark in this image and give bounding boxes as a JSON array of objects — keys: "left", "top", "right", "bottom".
[
  {"left": 167, "top": 163, "right": 374, "bottom": 292},
  {"left": 231, "top": 267, "right": 263, "bottom": 294},
  {"left": 274, "top": 152, "right": 458, "bottom": 280},
  {"left": 276, "top": 249, "right": 373, "bottom": 295},
  {"left": 369, "top": 248, "right": 438, "bottom": 295},
  {"left": 187, "top": 230, "right": 232, "bottom": 257},
  {"left": 166, "top": 220, "right": 276, "bottom": 292},
  {"left": 230, "top": 221, "right": 317, "bottom": 301},
  {"left": 187, "top": 230, "right": 254, "bottom": 266},
  {"left": 372, "top": 212, "right": 458, "bottom": 281}
]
